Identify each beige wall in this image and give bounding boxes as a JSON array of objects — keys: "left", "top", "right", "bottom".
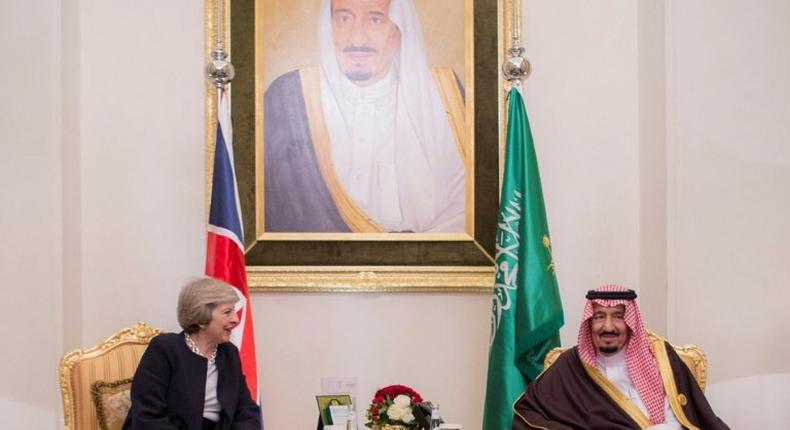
[
  {"left": 2, "top": 0, "right": 788, "bottom": 428},
  {"left": 256, "top": 293, "right": 490, "bottom": 429},
  {"left": 665, "top": 0, "right": 790, "bottom": 382},
  {"left": 663, "top": 1, "right": 790, "bottom": 425},
  {"left": 521, "top": 0, "right": 641, "bottom": 345},
  {"left": 76, "top": 0, "right": 207, "bottom": 344},
  {"left": 0, "top": 0, "right": 63, "bottom": 427}
]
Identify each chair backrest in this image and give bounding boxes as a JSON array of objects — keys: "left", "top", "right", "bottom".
[
  {"left": 59, "top": 322, "right": 163, "bottom": 430},
  {"left": 543, "top": 331, "right": 708, "bottom": 390}
]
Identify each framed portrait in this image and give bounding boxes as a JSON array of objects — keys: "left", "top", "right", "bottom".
[
  {"left": 205, "top": 0, "right": 515, "bottom": 291},
  {"left": 315, "top": 394, "right": 353, "bottom": 425}
]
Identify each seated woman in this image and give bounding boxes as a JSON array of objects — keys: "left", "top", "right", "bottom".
[{"left": 123, "top": 277, "right": 260, "bottom": 430}]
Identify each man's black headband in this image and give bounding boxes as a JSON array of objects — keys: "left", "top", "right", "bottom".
[{"left": 585, "top": 289, "right": 637, "bottom": 300}]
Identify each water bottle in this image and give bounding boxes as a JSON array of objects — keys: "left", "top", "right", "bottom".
[
  {"left": 346, "top": 406, "right": 358, "bottom": 430},
  {"left": 429, "top": 403, "right": 441, "bottom": 430}
]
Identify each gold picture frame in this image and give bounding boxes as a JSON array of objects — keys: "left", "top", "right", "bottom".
[
  {"left": 315, "top": 394, "right": 353, "bottom": 426},
  {"left": 205, "top": 0, "right": 516, "bottom": 292}
]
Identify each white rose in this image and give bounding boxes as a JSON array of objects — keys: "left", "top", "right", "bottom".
[
  {"left": 387, "top": 405, "right": 405, "bottom": 421},
  {"left": 393, "top": 394, "right": 411, "bottom": 408},
  {"left": 401, "top": 411, "right": 415, "bottom": 423}
]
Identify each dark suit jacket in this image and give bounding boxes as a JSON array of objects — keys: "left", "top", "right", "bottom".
[{"left": 123, "top": 332, "right": 260, "bottom": 430}]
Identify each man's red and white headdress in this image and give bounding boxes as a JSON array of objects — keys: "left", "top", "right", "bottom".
[{"left": 577, "top": 284, "right": 666, "bottom": 424}]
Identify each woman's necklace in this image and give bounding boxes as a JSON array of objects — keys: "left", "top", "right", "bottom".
[{"left": 184, "top": 332, "right": 217, "bottom": 365}]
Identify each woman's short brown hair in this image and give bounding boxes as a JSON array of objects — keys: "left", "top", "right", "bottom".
[{"left": 177, "top": 277, "right": 239, "bottom": 333}]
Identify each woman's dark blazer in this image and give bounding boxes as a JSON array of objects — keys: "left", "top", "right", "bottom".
[{"left": 123, "top": 332, "right": 260, "bottom": 430}]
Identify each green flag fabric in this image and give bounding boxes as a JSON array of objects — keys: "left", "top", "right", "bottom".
[{"left": 482, "top": 88, "right": 565, "bottom": 430}]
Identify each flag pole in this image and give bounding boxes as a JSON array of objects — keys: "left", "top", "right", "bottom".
[
  {"left": 502, "top": 0, "right": 530, "bottom": 86},
  {"left": 206, "top": 0, "right": 234, "bottom": 92},
  {"left": 205, "top": 0, "right": 235, "bottom": 214}
]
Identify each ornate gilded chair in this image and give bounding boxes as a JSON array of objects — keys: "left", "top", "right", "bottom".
[
  {"left": 59, "top": 322, "right": 162, "bottom": 430},
  {"left": 544, "top": 331, "right": 708, "bottom": 390}
]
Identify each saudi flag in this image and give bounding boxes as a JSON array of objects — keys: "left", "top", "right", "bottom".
[{"left": 482, "top": 87, "right": 564, "bottom": 430}]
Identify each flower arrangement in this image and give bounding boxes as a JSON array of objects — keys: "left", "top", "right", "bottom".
[{"left": 365, "top": 384, "right": 424, "bottom": 429}]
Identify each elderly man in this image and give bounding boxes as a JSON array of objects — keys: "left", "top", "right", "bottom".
[
  {"left": 264, "top": 0, "right": 466, "bottom": 233},
  {"left": 512, "top": 285, "right": 730, "bottom": 430}
]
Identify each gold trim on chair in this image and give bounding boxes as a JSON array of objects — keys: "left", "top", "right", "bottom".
[
  {"left": 59, "top": 322, "right": 162, "bottom": 430},
  {"left": 649, "top": 331, "right": 708, "bottom": 391}
]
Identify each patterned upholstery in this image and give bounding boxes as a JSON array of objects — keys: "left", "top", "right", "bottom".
[
  {"left": 59, "top": 322, "right": 162, "bottom": 430},
  {"left": 543, "top": 331, "right": 708, "bottom": 390}
]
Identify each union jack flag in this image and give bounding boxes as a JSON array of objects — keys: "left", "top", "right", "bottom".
[{"left": 206, "top": 89, "right": 260, "bottom": 403}]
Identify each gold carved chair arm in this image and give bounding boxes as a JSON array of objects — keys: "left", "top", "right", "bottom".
[{"left": 647, "top": 331, "right": 708, "bottom": 390}]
